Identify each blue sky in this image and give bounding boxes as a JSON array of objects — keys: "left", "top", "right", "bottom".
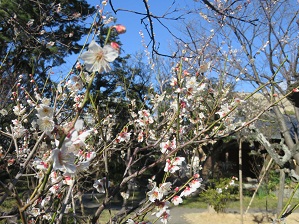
[
  {"left": 52, "top": 1, "right": 254, "bottom": 92},
  {"left": 89, "top": 0, "right": 189, "bottom": 55},
  {"left": 52, "top": 0, "right": 189, "bottom": 81}
]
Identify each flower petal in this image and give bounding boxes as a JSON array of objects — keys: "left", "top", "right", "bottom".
[
  {"left": 80, "top": 52, "right": 96, "bottom": 64},
  {"left": 88, "top": 40, "right": 102, "bottom": 52},
  {"left": 103, "top": 45, "right": 119, "bottom": 62}
]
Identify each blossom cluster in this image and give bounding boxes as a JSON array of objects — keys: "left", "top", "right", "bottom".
[
  {"left": 144, "top": 176, "right": 201, "bottom": 223},
  {"left": 0, "top": 13, "right": 121, "bottom": 221},
  {"left": 0, "top": 7, "right": 248, "bottom": 224},
  {"left": 87, "top": 50, "right": 246, "bottom": 223}
]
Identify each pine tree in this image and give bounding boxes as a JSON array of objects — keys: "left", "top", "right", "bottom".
[{"left": 0, "top": 0, "right": 95, "bottom": 99}]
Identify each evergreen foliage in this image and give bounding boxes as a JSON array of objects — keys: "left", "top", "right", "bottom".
[{"left": 0, "top": 0, "right": 95, "bottom": 99}]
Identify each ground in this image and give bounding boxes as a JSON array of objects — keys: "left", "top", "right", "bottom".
[
  {"left": 168, "top": 207, "right": 299, "bottom": 224},
  {"left": 80, "top": 194, "right": 299, "bottom": 223}
]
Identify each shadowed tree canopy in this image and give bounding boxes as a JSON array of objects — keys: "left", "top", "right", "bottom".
[{"left": 0, "top": 0, "right": 95, "bottom": 101}]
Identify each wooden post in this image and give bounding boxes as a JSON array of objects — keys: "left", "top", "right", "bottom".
[
  {"left": 277, "top": 169, "right": 285, "bottom": 217},
  {"left": 239, "top": 138, "right": 244, "bottom": 224}
]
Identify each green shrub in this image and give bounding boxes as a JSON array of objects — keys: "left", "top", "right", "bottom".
[{"left": 201, "top": 177, "right": 238, "bottom": 213}]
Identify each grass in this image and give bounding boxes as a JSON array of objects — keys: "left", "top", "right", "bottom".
[
  {"left": 0, "top": 196, "right": 18, "bottom": 224},
  {"left": 182, "top": 194, "right": 299, "bottom": 212},
  {"left": 0, "top": 197, "right": 16, "bottom": 213}
]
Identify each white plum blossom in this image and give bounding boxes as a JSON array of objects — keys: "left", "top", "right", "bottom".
[
  {"left": 189, "top": 178, "right": 202, "bottom": 190},
  {"left": 215, "top": 103, "right": 232, "bottom": 118},
  {"left": 171, "top": 195, "right": 183, "bottom": 205},
  {"left": 51, "top": 148, "right": 77, "bottom": 174},
  {"left": 12, "top": 120, "right": 26, "bottom": 138},
  {"left": 37, "top": 104, "right": 54, "bottom": 117},
  {"left": 116, "top": 129, "right": 131, "bottom": 143},
  {"left": 164, "top": 160, "right": 180, "bottom": 173},
  {"left": 66, "top": 75, "right": 84, "bottom": 93},
  {"left": 0, "top": 109, "right": 8, "bottom": 116},
  {"left": 198, "top": 61, "right": 211, "bottom": 73},
  {"left": 147, "top": 186, "right": 163, "bottom": 202},
  {"left": 159, "top": 209, "right": 170, "bottom": 224},
  {"left": 76, "top": 161, "right": 92, "bottom": 172},
  {"left": 50, "top": 171, "right": 60, "bottom": 183},
  {"left": 58, "top": 119, "right": 94, "bottom": 156},
  {"left": 180, "top": 186, "right": 196, "bottom": 197},
  {"left": 81, "top": 40, "right": 119, "bottom": 73},
  {"left": 135, "top": 109, "right": 154, "bottom": 126},
  {"left": 30, "top": 207, "right": 40, "bottom": 217},
  {"left": 172, "top": 157, "right": 185, "bottom": 166},
  {"left": 164, "top": 157, "right": 185, "bottom": 173},
  {"left": 41, "top": 196, "right": 51, "bottom": 208},
  {"left": 185, "top": 76, "right": 199, "bottom": 96},
  {"left": 147, "top": 182, "right": 173, "bottom": 204},
  {"left": 233, "top": 97, "right": 246, "bottom": 105},
  {"left": 63, "top": 175, "right": 74, "bottom": 186},
  {"left": 37, "top": 116, "right": 55, "bottom": 133},
  {"left": 150, "top": 201, "right": 171, "bottom": 224},
  {"left": 170, "top": 77, "right": 177, "bottom": 87},
  {"left": 77, "top": 151, "right": 96, "bottom": 162},
  {"left": 160, "top": 139, "right": 176, "bottom": 154},
  {"left": 46, "top": 41, "right": 55, "bottom": 48},
  {"left": 13, "top": 104, "right": 26, "bottom": 116},
  {"left": 71, "top": 129, "right": 93, "bottom": 150},
  {"left": 159, "top": 182, "right": 172, "bottom": 195},
  {"left": 32, "top": 158, "right": 49, "bottom": 170},
  {"left": 179, "top": 177, "right": 202, "bottom": 198},
  {"left": 41, "top": 97, "right": 51, "bottom": 106},
  {"left": 137, "top": 131, "right": 144, "bottom": 142},
  {"left": 49, "top": 184, "right": 61, "bottom": 195},
  {"left": 197, "top": 82, "right": 208, "bottom": 92}
]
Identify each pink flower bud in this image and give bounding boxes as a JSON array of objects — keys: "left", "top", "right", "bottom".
[
  {"left": 75, "top": 62, "right": 82, "bottom": 70},
  {"left": 110, "top": 42, "right": 120, "bottom": 50},
  {"left": 113, "top": 24, "right": 126, "bottom": 34},
  {"left": 193, "top": 173, "right": 200, "bottom": 179},
  {"left": 174, "top": 187, "right": 179, "bottom": 192}
]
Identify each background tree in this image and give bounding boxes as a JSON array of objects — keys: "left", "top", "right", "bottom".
[
  {"left": 3, "top": 0, "right": 298, "bottom": 223},
  {"left": 0, "top": 0, "right": 95, "bottom": 159},
  {"left": 186, "top": 0, "right": 299, "bottom": 216},
  {"left": 0, "top": 0, "right": 95, "bottom": 98}
]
